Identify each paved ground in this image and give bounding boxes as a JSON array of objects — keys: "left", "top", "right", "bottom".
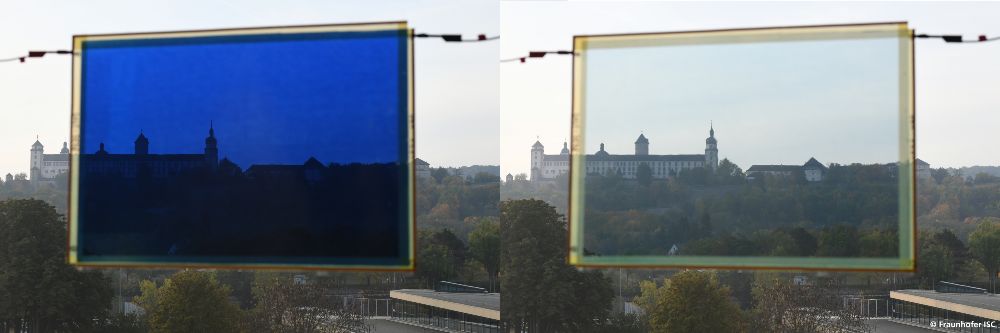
[
  {"left": 868, "top": 319, "right": 937, "bottom": 333},
  {"left": 368, "top": 319, "right": 442, "bottom": 333}
]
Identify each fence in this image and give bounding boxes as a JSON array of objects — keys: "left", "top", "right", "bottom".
[
  {"left": 843, "top": 294, "right": 891, "bottom": 318},
  {"left": 391, "top": 298, "right": 500, "bottom": 333},
  {"left": 338, "top": 296, "right": 393, "bottom": 317}
]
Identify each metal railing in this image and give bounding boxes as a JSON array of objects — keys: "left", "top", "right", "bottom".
[{"left": 843, "top": 295, "right": 891, "bottom": 318}]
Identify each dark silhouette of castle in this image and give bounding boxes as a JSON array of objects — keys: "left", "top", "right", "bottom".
[
  {"left": 81, "top": 125, "right": 220, "bottom": 178},
  {"left": 76, "top": 123, "right": 407, "bottom": 260}
]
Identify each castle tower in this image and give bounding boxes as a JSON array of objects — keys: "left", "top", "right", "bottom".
[
  {"left": 30, "top": 138, "right": 43, "bottom": 181},
  {"left": 60, "top": 142, "right": 69, "bottom": 154},
  {"left": 135, "top": 132, "right": 149, "bottom": 155},
  {"left": 705, "top": 123, "right": 718, "bottom": 170},
  {"left": 635, "top": 134, "right": 649, "bottom": 156},
  {"left": 205, "top": 123, "right": 218, "bottom": 170},
  {"left": 530, "top": 140, "right": 544, "bottom": 181},
  {"left": 560, "top": 141, "right": 569, "bottom": 155}
]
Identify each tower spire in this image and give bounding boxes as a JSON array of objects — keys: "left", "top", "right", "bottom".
[{"left": 205, "top": 121, "right": 219, "bottom": 170}]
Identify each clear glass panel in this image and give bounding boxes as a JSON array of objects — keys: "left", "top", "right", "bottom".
[{"left": 568, "top": 23, "right": 915, "bottom": 270}]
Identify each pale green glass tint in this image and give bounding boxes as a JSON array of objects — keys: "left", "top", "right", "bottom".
[{"left": 568, "top": 23, "right": 914, "bottom": 271}]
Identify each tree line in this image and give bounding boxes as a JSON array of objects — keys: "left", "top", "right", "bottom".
[
  {"left": 0, "top": 165, "right": 502, "bottom": 332},
  {"left": 501, "top": 163, "right": 1000, "bottom": 332}
]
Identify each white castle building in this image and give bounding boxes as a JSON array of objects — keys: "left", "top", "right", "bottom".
[
  {"left": 30, "top": 126, "right": 220, "bottom": 182},
  {"left": 531, "top": 125, "right": 719, "bottom": 181},
  {"left": 29, "top": 139, "right": 70, "bottom": 181}
]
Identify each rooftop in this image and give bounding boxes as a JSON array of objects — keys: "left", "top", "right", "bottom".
[
  {"left": 390, "top": 289, "right": 500, "bottom": 320},
  {"left": 803, "top": 157, "right": 827, "bottom": 169},
  {"left": 891, "top": 289, "right": 1000, "bottom": 320}
]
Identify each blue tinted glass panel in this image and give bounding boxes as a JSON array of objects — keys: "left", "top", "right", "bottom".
[{"left": 70, "top": 23, "right": 413, "bottom": 269}]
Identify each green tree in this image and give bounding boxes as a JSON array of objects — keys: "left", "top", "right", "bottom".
[
  {"left": 786, "top": 227, "right": 818, "bottom": 256},
  {"left": 858, "top": 229, "right": 897, "bottom": 257},
  {"left": 636, "top": 163, "right": 653, "bottom": 186},
  {"left": 911, "top": 230, "right": 969, "bottom": 287},
  {"left": 933, "top": 229, "right": 969, "bottom": 262},
  {"left": 416, "top": 242, "right": 454, "bottom": 287},
  {"left": 816, "top": 225, "right": 859, "bottom": 257},
  {"left": 635, "top": 270, "right": 743, "bottom": 333},
  {"left": 433, "top": 228, "right": 469, "bottom": 272},
  {"left": 473, "top": 172, "right": 502, "bottom": 184},
  {"left": 0, "top": 199, "right": 113, "bottom": 332},
  {"left": 715, "top": 158, "right": 745, "bottom": 184},
  {"left": 431, "top": 167, "right": 450, "bottom": 184},
  {"left": 134, "top": 279, "right": 162, "bottom": 316},
  {"left": 677, "top": 167, "right": 709, "bottom": 185},
  {"left": 146, "top": 270, "right": 242, "bottom": 333},
  {"left": 931, "top": 167, "right": 950, "bottom": 184},
  {"left": 216, "top": 270, "right": 256, "bottom": 309},
  {"left": 469, "top": 218, "right": 501, "bottom": 292},
  {"left": 415, "top": 229, "right": 468, "bottom": 287},
  {"left": 969, "top": 222, "right": 1000, "bottom": 292},
  {"left": 918, "top": 243, "right": 954, "bottom": 287},
  {"left": 974, "top": 172, "right": 1000, "bottom": 185},
  {"left": 500, "top": 199, "right": 614, "bottom": 332}
]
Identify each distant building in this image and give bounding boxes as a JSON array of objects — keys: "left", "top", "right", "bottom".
[
  {"left": 51, "top": 126, "right": 419, "bottom": 183},
  {"left": 916, "top": 159, "right": 931, "bottom": 180},
  {"left": 506, "top": 173, "right": 514, "bottom": 183},
  {"left": 245, "top": 157, "right": 326, "bottom": 184},
  {"left": 886, "top": 158, "right": 932, "bottom": 180},
  {"left": 29, "top": 139, "right": 70, "bottom": 181},
  {"left": 415, "top": 158, "right": 431, "bottom": 179},
  {"left": 531, "top": 125, "right": 719, "bottom": 181},
  {"left": 745, "top": 165, "right": 801, "bottom": 178},
  {"left": 78, "top": 126, "right": 219, "bottom": 178},
  {"left": 802, "top": 158, "right": 828, "bottom": 182},
  {"left": 746, "top": 157, "right": 828, "bottom": 182}
]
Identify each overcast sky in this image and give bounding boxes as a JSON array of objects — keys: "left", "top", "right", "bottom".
[
  {"left": 3, "top": 1, "right": 998, "bottom": 177},
  {"left": 583, "top": 36, "right": 900, "bottom": 168},
  {"left": 502, "top": 1, "right": 1000, "bottom": 176},
  {"left": 0, "top": 0, "right": 498, "bottom": 175}
]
